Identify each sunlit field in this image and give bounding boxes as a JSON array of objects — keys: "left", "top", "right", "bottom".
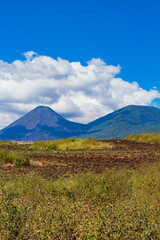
[
  {"left": 0, "top": 139, "right": 160, "bottom": 239},
  {"left": 126, "top": 132, "right": 160, "bottom": 144}
]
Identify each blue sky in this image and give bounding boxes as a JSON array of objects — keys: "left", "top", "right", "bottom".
[
  {"left": 0, "top": 0, "right": 160, "bottom": 89},
  {"left": 0, "top": 0, "right": 160, "bottom": 127}
]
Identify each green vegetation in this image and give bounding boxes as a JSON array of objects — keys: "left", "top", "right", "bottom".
[
  {"left": 0, "top": 140, "right": 15, "bottom": 145},
  {"left": 125, "top": 132, "right": 160, "bottom": 144},
  {"left": 32, "top": 137, "right": 111, "bottom": 150},
  {"left": 78, "top": 105, "right": 160, "bottom": 139},
  {"left": 0, "top": 162, "right": 160, "bottom": 239},
  {"left": 0, "top": 138, "right": 160, "bottom": 239},
  {"left": 0, "top": 150, "right": 30, "bottom": 166}
]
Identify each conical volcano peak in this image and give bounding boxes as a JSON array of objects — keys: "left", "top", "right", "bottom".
[
  {"left": 34, "top": 105, "right": 54, "bottom": 111},
  {"left": 0, "top": 105, "right": 86, "bottom": 141},
  {"left": 1, "top": 105, "right": 160, "bottom": 141},
  {"left": 29, "top": 105, "right": 62, "bottom": 117},
  {"left": 31, "top": 105, "right": 59, "bottom": 115},
  {"left": 6, "top": 105, "right": 67, "bottom": 130}
]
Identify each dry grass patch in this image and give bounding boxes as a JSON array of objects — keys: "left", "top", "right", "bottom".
[
  {"left": 125, "top": 132, "right": 160, "bottom": 144},
  {"left": 32, "top": 137, "right": 112, "bottom": 151}
]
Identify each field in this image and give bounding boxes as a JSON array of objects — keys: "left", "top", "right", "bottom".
[
  {"left": 0, "top": 138, "right": 160, "bottom": 239},
  {"left": 125, "top": 132, "right": 160, "bottom": 144}
]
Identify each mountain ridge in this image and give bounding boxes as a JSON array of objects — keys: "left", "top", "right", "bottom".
[
  {"left": 80, "top": 105, "right": 160, "bottom": 139},
  {"left": 1, "top": 105, "right": 160, "bottom": 141}
]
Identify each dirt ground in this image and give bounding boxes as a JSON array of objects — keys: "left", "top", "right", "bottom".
[{"left": 0, "top": 139, "right": 160, "bottom": 179}]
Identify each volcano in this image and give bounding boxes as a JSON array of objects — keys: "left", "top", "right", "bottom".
[
  {"left": 1, "top": 105, "right": 160, "bottom": 141},
  {"left": 0, "top": 106, "right": 87, "bottom": 141}
]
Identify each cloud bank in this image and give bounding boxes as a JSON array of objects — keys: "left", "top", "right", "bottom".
[{"left": 0, "top": 51, "right": 159, "bottom": 129}]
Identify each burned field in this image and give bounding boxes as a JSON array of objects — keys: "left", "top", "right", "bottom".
[{"left": 0, "top": 139, "right": 160, "bottom": 178}]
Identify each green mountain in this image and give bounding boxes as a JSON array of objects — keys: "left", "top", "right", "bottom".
[
  {"left": 141, "top": 124, "right": 160, "bottom": 134},
  {"left": 78, "top": 105, "right": 160, "bottom": 139},
  {"left": 1, "top": 105, "right": 160, "bottom": 141}
]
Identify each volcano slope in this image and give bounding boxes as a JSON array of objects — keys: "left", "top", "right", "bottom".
[{"left": 0, "top": 106, "right": 87, "bottom": 141}]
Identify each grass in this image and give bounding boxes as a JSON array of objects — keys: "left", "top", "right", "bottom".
[
  {"left": 0, "top": 149, "right": 30, "bottom": 166},
  {"left": 0, "top": 138, "right": 160, "bottom": 239},
  {"left": 0, "top": 140, "right": 15, "bottom": 146},
  {"left": 32, "top": 137, "right": 112, "bottom": 151},
  {"left": 0, "top": 162, "right": 160, "bottom": 239},
  {"left": 125, "top": 132, "right": 160, "bottom": 144}
]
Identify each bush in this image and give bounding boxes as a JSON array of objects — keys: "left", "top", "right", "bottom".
[{"left": 0, "top": 150, "right": 30, "bottom": 166}]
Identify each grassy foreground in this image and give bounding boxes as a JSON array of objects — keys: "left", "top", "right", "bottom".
[
  {"left": 0, "top": 162, "right": 160, "bottom": 239},
  {"left": 125, "top": 132, "right": 160, "bottom": 144}
]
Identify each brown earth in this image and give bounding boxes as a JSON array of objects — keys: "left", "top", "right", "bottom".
[{"left": 0, "top": 139, "right": 160, "bottom": 179}]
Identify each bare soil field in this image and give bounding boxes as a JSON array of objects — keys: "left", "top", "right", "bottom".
[{"left": 0, "top": 139, "right": 160, "bottom": 178}]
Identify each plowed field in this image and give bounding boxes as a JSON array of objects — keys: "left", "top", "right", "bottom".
[{"left": 1, "top": 140, "right": 160, "bottom": 178}]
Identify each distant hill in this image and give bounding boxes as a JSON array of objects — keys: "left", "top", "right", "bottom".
[
  {"left": 0, "top": 106, "right": 87, "bottom": 141},
  {"left": 141, "top": 124, "right": 160, "bottom": 134},
  {"left": 1, "top": 105, "right": 160, "bottom": 141},
  {"left": 78, "top": 105, "right": 160, "bottom": 139}
]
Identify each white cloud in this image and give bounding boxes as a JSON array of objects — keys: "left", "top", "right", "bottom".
[
  {"left": 0, "top": 51, "right": 159, "bottom": 129},
  {"left": 23, "top": 51, "right": 37, "bottom": 61}
]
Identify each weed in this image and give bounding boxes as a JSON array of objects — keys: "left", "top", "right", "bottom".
[
  {"left": 0, "top": 162, "right": 159, "bottom": 239},
  {"left": 0, "top": 195, "right": 21, "bottom": 239}
]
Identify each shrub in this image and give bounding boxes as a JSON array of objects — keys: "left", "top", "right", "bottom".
[{"left": 0, "top": 150, "right": 30, "bottom": 166}]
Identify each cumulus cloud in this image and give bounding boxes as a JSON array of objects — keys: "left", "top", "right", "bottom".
[
  {"left": 23, "top": 51, "right": 37, "bottom": 61},
  {"left": 0, "top": 51, "right": 159, "bottom": 129}
]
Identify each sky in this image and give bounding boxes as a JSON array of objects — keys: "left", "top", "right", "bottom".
[{"left": 0, "top": 0, "right": 160, "bottom": 128}]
